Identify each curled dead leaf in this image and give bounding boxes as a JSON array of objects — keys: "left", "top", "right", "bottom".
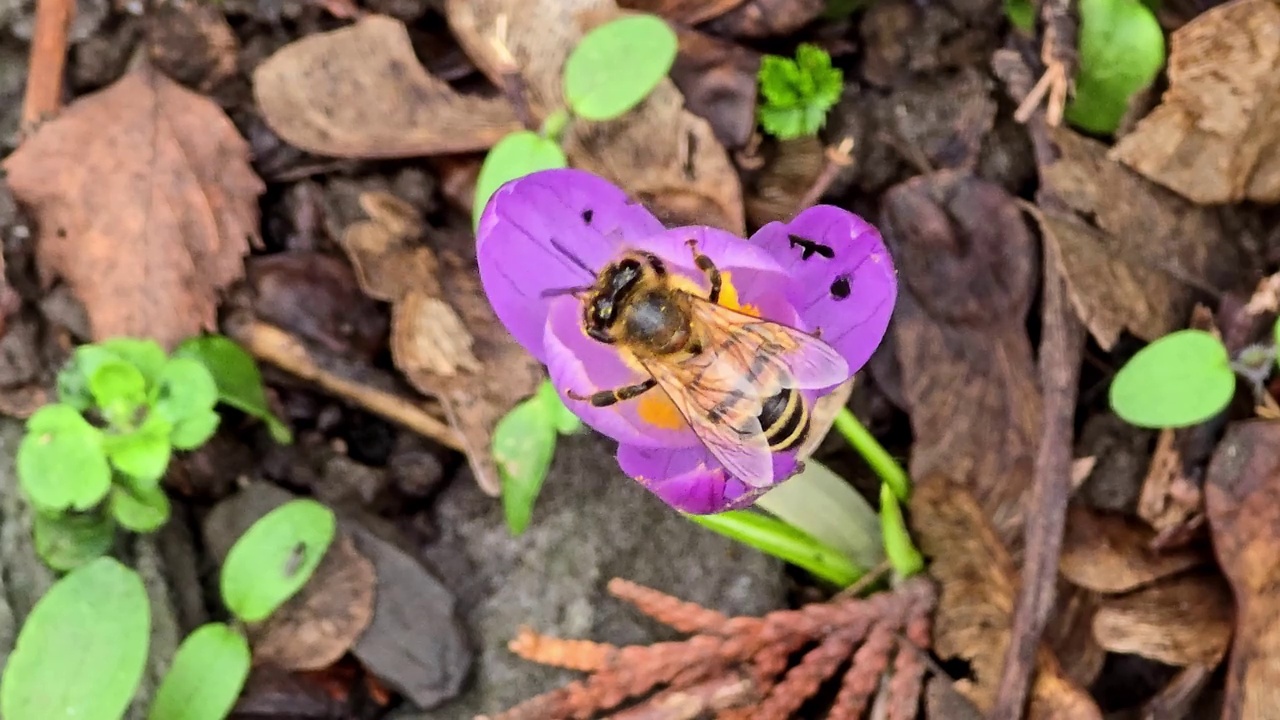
[
  {"left": 1205, "top": 419, "right": 1280, "bottom": 719},
  {"left": 702, "top": 0, "right": 826, "bottom": 38},
  {"left": 250, "top": 533, "right": 378, "bottom": 671},
  {"left": 1036, "top": 127, "right": 1243, "bottom": 350},
  {"left": 253, "top": 15, "right": 522, "bottom": 159},
  {"left": 339, "top": 191, "right": 541, "bottom": 495},
  {"left": 1091, "top": 572, "right": 1233, "bottom": 667},
  {"left": 910, "top": 478, "right": 1102, "bottom": 719},
  {"left": 669, "top": 27, "right": 759, "bottom": 151},
  {"left": 3, "top": 62, "right": 262, "bottom": 349},
  {"left": 1060, "top": 504, "right": 1209, "bottom": 595},
  {"left": 616, "top": 0, "right": 749, "bottom": 24},
  {"left": 445, "top": 0, "right": 745, "bottom": 234},
  {"left": 1109, "top": 0, "right": 1280, "bottom": 204}
]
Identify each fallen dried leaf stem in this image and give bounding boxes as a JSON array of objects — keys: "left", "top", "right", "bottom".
[
  {"left": 21, "top": 0, "right": 74, "bottom": 128},
  {"left": 795, "top": 136, "right": 855, "bottom": 212}
]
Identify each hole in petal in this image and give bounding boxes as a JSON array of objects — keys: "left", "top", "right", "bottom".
[
  {"left": 787, "top": 234, "right": 836, "bottom": 260},
  {"left": 581, "top": 208, "right": 594, "bottom": 225},
  {"left": 830, "top": 274, "right": 852, "bottom": 300}
]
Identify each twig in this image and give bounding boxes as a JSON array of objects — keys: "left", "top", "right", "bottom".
[
  {"left": 1013, "top": 0, "right": 1077, "bottom": 126},
  {"left": 226, "top": 318, "right": 466, "bottom": 452},
  {"left": 491, "top": 14, "right": 537, "bottom": 131},
  {"left": 795, "top": 136, "right": 855, "bottom": 212},
  {"left": 21, "top": 0, "right": 75, "bottom": 130}
]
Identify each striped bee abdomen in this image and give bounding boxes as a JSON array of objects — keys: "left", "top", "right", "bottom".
[{"left": 759, "top": 388, "right": 810, "bottom": 452}]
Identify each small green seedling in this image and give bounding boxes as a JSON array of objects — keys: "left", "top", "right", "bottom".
[
  {"left": 493, "top": 379, "right": 582, "bottom": 535},
  {"left": 1109, "top": 329, "right": 1237, "bottom": 429},
  {"left": 756, "top": 43, "right": 844, "bottom": 141},
  {"left": 471, "top": 13, "right": 679, "bottom": 231},
  {"left": 16, "top": 335, "right": 289, "bottom": 571},
  {"left": 1064, "top": 0, "right": 1165, "bottom": 135},
  {"left": 0, "top": 500, "right": 337, "bottom": 720}
]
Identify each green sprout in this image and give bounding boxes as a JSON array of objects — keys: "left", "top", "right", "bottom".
[
  {"left": 0, "top": 499, "right": 336, "bottom": 720},
  {"left": 493, "top": 379, "right": 581, "bottom": 536},
  {"left": 756, "top": 43, "right": 843, "bottom": 141},
  {"left": 16, "top": 335, "right": 290, "bottom": 571},
  {"left": 471, "top": 13, "right": 678, "bottom": 231},
  {"left": 1064, "top": 0, "right": 1166, "bottom": 135},
  {"left": 1109, "top": 329, "right": 1239, "bottom": 429}
]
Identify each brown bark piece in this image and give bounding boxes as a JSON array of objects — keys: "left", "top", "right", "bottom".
[
  {"left": 252, "top": 15, "right": 522, "bottom": 159},
  {"left": 3, "top": 62, "right": 263, "bottom": 350},
  {"left": 1038, "top": 127, "right": 1241, "bottom": 350},
  {"left": 339, "top": 191, "right": 541, "bottom": 495},
  {"left": 1205, "top": 419, "right": 1280, "bottom": 719},
  {"left": 910, "top": 478, "right": 1102, "bottom": 719},
  {"left": 1091, "top": 573, "right": 1233, "bottom": 667},
  {"left": 1059, "top": 504, "right": 1209, "bottom": 594},
  {"left": 445, "top": 0, "right": 745, "bottom": 234},
  {"left": 1109, "top": 0, "right": 1280, "bottom": 204}
]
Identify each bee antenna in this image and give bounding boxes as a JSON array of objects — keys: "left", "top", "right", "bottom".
[{"left": 541, "top": 284, "right": 592, "bottom": 298}]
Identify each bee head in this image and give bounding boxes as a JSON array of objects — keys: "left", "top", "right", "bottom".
[{"left": 582, "top": 254, "right": 659, "bottom": 344}]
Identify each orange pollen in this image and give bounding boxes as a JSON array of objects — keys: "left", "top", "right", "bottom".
[
  {"left": 637, "top": 390, "right": 687, "bottom": 430},
  {"left": 718, "top": 271, "right": 760, "bottom": 317}
]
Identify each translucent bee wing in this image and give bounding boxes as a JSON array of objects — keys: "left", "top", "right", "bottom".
[{"left": 688, "top": 298, "right": 850, "bottom": 391}]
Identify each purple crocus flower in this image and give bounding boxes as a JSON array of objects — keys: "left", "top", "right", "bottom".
[{"left": 476, "top": 169, "right": 897, "bottom": 514}]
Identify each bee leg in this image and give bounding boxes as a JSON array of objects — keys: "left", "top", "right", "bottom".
[
  {"left": 686, "top": 239, "right": 722, "bottom": 304},
  {"left": 567, "top": 378, "right": 658, "bottom": 407}
]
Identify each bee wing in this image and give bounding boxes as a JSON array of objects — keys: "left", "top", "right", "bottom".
[
  {"left": 688, "top": 297, "right": 850, "bottom": 391},
  {"left": 641, "top": 355, "right": 776, "bottom": 488}
]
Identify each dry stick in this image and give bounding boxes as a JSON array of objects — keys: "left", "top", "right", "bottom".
[
  {"left": 21, "top": 0, "right": 75, "bottom": 129},
  {"left": 491, "top": 13, "right": 538, "bottom": 131},
  {"left": 990, "top": 46, "right": 1088, "bottom": 720},
  {"left": 795, "top": 136, "right": 855, "bottom": 211},
  {"left": 1013, "top": 0, "right": 1077, "bottom": 126}
]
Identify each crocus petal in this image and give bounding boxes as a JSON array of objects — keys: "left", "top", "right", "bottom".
[
  {"left": 544, "top": 298, "right": 700, "bottom": 449},
  {"left": 477, "top": 168, "right": 664, "bottom": 362},
  {"left": 617, "top": 443, "right": 800, "bottom": 514},
  {"left": 750, "top": 205, "right": 897, "bottom": 375}
]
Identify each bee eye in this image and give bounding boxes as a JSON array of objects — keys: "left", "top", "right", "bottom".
[{"left": 599, "top": 308, "right": 612, "bottom": 320}]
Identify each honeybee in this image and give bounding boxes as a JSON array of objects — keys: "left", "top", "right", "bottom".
[{"left": 566, "top": 239, "right": 849, "bottom": 487}]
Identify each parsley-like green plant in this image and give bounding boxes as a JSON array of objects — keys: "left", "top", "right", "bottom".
[
  {"left": 16, "top": 335, "right": 290, "bottom": 571},
  {"left": 471, "top": 13, "right": 679, "bottom": 231},
  {"left": 756, "top": 43, "right": 844, "bottom": 141},
  {"left": 0, "top": 499, "right": 336, "bottom": 720}
]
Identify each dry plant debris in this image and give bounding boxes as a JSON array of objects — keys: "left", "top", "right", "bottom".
[
  {"left": 1036, "top": 126, "right": 1243, "bottom": 351},
  {"left": 484, "top": 576, "right": 936, "bottom": 720},
  {"left": 252, "top": 15, "right": 523, "bottom": 159},
  {"left": 1109, "top": 0, "right": 1280, "bottom": 204},
  {"left": 445, "top": 0, "right": 746, "bottom": 233},
  {"left": 909, "top": 479, "right": 1102, "bottom": 719},
  {"left": 338, "top": 190, "right": 542, "bottom": 495},
  {"left": 3, "top": 62, "right": 263, "bottom": 349},
  {"left": 1059, "top": 504, "right": 1209, "bottom": 595},
  {"left": 617, "top": 0, "right": 749, "bottom": 24},
  {"left": 1206, "top": 420, "right": 1280, "bottom": 718}
]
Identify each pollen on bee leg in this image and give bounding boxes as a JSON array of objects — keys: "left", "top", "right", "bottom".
[
  {"left": 716, "top": 271, "right": 761, "bottom": 317},
  {"left": 637, "top": 391, "right": 687, "bottom": 430}
]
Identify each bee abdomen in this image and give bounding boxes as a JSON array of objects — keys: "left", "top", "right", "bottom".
[{"left": 760, "top": 389, "right": 810, "bottom": 452}]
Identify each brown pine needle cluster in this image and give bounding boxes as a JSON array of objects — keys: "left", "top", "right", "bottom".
[{"left": 481, "top": 576, "right": 937, "bottom": 720}]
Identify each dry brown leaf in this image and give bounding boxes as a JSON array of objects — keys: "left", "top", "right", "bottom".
[
  {"left": 252, "top": 15, "right": 522, "bottom": 159},
  {"left": 910, "top": 478, "right": 1102, "bottom": 719},
  {"left": 445, "top": 0, "right": 745, "bottom": 234},
  {"left": 1037, "top": 126, "right": 1243, "bottom": 350},
  {"left": 745, "top": 136, "right": 826, "bottom": 228},
  {"left": 1109, "top": 0, "right": 1280, "bottom": 204},
  {"left": 1205, "top": 419, "right": 1280, "bottom": 719},
  {"left": 3, "top": 62, "right": 262, "bottom": 349},
  {"left": 339, "top": 191, "right": 541, "bottom": 495},
  {"left": 1060, "top": 504, "right": 1209, "bottom": 595},
  {"left": 1091, "top": 573, "right": 1233, "bottom": 667},
  {"left": 250, "top": 533, "right": 378, "bottom": 671},
  {"left": 617, "top": 0, "right": 748, "bottom": 24},
  {"left": 669, "top": 26, "right": 759, "bottom": 151},
  {"left": 702, "top": 0, "right": 826, "bottom": 38}
]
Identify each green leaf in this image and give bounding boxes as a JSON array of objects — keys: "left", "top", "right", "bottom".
[
  {"left": 170, "top": 409, "right": 221, "bottom": 451},
  {"left": 109, "top": 483, "right": 171, "bottom": 533},
  {"left": 753, "top": 460, "right": 884, "bottom": 570},
  {"left": 879, "top": 484, "right": 924, "bottom": 578},
  {"left": 87, "top": 358, "right": 147, "bottom": 423},
  {"left": 1005, "top": 0, "right": 1036, "bottom": 32},
  {"left": 1064, "top": 0, "right": 1165, "bottom": 135},
  {"left": 105, "top": 414, "right": 173, "bottom": 486},
  {"left": 0, "top": 557, "right": 150, "bottom": 720},
  {"left": 472, "top": 131, "right": 568, "bottom": 232},
  {"left": 32, "top": 511, "right": 116, "bottom": 571},
  {"left": 148, "top": 623, "right": 250, "bottom": 720},
  {"left": 1109, "top": 329, "right": 1236, "bottom": 428},
  {"left": 563, "top": 14, "right": 678, "bottom": 121},
  {"left": 757, "top": 43, "right": 843, "bottom": 140},
  {"left": 17, "top": 404, "right": 111, "bottom": 512},
  {"left": 1273, "top": 317, "right": 1280, "bottom": 370},
  {"left": 98, "top": 338, "right": 168, "bottom": 388},
  {"left": 538, "top": 380, "right": 581, "bottom": 435},
  {"left": 494, "top": 394, "right": 558, "bottom": 535},
  {"left": 686, "top": 510, "right": 864, "bottom": 587},
  {"left": 154, "top": 357, "right": 218, "bottom": 423},
  {"left": 176, "top": 335, "right": 292, "bottom": 444},
  {"left": 220, "top": 499, "right": 336, "bottom": 622}
]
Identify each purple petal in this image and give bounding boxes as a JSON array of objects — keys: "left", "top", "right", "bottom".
[
  {"left": 477, "top": 169, "right": 664, "bottom": 362},
  {"left": 617, "top": 443, "right": 801, "bottom": 514},
  {"left": 750, "top": 205, "right": 897, "bottom": 375}
]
